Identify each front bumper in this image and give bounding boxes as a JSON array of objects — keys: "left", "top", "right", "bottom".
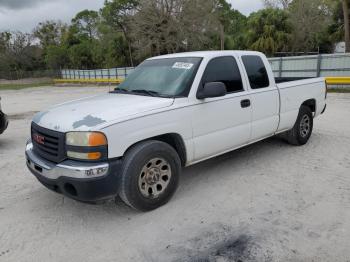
[
  {"left": 0, "top": 111, "right": 8, "bottom": 134},
  {"left": 25, "top": 141, "right": 122, "bottom": 202}
]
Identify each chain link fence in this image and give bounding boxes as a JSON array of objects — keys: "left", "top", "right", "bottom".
[
  {"left": 1, "top": 54, "right": 349, "bottom": 87},
  {"left": 60, "top": 67, "right": 135, "bottom": 80},
  {"left": 269, "top": 53, "right": 350, "bottom": 78},
  {"left": 0, "top": 70, "right": 60, "bottom": 81}
]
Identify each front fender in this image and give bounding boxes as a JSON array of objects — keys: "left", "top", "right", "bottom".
[{"left": 102, "top": 107, "right": 194, "bottom": 162}]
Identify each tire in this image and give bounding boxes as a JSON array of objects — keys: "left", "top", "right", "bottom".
[
  {"left": 118, "top": 140, "right": 181, "bottom": 211},
  {"left": 285, "top": 105, "right": 313, "bottom": 146}
]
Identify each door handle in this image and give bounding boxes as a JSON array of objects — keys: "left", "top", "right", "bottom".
[{"left": 241, "top": 99, "right": 251, "bottom": 108}]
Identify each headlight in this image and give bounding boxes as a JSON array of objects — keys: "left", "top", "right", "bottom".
[
  {"left": 66, "top": 132, "right": 107, "bottom": 161},
  {"left": 66, "top": 132, "right": 107, "bottom": 147}
]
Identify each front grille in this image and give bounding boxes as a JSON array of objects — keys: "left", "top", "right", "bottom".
[{"left": 31, "top": 122, "right": 66, "bottom": 163}]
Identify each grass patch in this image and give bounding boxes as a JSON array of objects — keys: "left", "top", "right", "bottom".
[
  {"left": 328, "top": 88, "right": 350, "bottom": 93},
  {"left": 0, "top": 81, "right": 54, "bottom": 90}
]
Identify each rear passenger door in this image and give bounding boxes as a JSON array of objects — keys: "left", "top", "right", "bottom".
[
  {"left": 241, "top": 55, "right": 279, "bottom": 141},
  {"left": 192, "top": 56, "right": 252, "bottom": 161}
]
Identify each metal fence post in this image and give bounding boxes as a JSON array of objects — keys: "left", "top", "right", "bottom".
[
  {"left": 316, "top": 54, "right": 322, "bottom": 77},
  {"left": 279, "top": 57, "right": 283, "bottom": 78}
]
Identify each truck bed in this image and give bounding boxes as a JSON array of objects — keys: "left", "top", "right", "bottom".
[{"left": 275, "top": 77, "right": 313, "bottom": 84}]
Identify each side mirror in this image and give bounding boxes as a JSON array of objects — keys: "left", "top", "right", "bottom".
[{"left": 197, "top": 82, "right": 227, "bottom": 99}]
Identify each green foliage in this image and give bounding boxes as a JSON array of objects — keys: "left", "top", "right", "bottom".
[
  {"left": 246, "top": 8, "right": 292, "bottom": 56},
  {"left": 71, "top": 10, "right": 99, "bottom": 40},
  {"left": 288, "top": 0, "right": 335, "bottom": 52},
  {"left": 45, "top": 45, "right": 69, "bottom": 69},
  {"left": 101, "top": 0, "right": 139, "bottom": 28},
  {"left": 0, "top": 0, "right": 347, "bottom": 75},
  {"left": 33, "top": 21, "right": 67, "bottom": 48}
]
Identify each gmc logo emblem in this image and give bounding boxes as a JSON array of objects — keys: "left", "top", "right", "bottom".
[{"left": 33, "top": 133, "right": 45, "bottom": 145}]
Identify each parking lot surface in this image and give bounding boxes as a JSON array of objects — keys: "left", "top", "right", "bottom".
[{"left": 0, "top": 86, "right": 350, "bottom": 262}]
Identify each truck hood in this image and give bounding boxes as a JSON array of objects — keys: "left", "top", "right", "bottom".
[{"left": 33, "top": 93, "right": 174, "bottom": 132}]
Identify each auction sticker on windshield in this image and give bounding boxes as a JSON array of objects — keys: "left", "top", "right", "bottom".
[{"left": 172, "top": 62, "right": 194, "bottom": 70}]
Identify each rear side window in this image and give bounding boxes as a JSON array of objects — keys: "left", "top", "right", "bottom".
[
  {"left": 202, "top": 56, "right": 243, "bottom": 93},
  {"left": 242, "top": 56, "right": 270, "bottom": 89}
]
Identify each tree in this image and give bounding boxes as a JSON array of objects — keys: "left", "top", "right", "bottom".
[
  {"left": 101, "top": 0, "right": 139, "bottom": 66},
  {"left": 97, "top": 22, "right": 130, "bottom": 67},
  {"left": 131, "top": 0, "right": 181, "bottom": 57},
  {"left": 246, "top": 8, "right": 292, "bottom": 56},
  {"left": 262, "top": 0, "right": 292, "bottom": 9},
  {"left": 288, "top": 0, "right": 334, "bottom": 52},
  {"left": 343, "top": 0, "right": 350, "bottom": 51},
  {"left": 71, "top": 10, "right": 99, "bottom": 41},
  {"left": 0, "top": 32, "right": 13, "bottom": 72},
  {"left": 214, "top": 0, "right": 233, "bottom": 50},
  {"left": 0, "top": 31, "right": 44, "bottom": 74},
  {"left": 130, "top": 0, "right": 223, "bottom": 59},
  {"left": 45, "top": 45, "right": 69, "bottom": 69},
  {"left": 34, "top": 21, "right": 67, "bottom": 48},
  {"left": 68, "top": 41, "right": 96, "bottom": 69},
  {"left": 217, "top": 5, "right": 247, "bottom": 50},
  {"left": 178, "top": 0, "right": 219, "bottom": 51}
]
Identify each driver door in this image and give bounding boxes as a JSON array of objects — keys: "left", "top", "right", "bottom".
[{"left": 191, "top": 56, "right": 252, "bottom": 161}]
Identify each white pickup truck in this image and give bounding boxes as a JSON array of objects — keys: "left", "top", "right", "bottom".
[{"left": 25, "top": 51, "right": 327, "bottom": 211}]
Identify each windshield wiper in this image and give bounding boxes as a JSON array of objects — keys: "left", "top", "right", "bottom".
[
  {"left": 131, "top": 89, "right": 160, "bottom": 97},
  {"left": 110, "top": 88, "right": 131, "bottom": 94},
  {"left": 111, "top": 88, "right": 173, "bottom": 98}
]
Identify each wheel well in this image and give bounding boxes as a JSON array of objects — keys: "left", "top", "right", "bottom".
[
  {"left": 301, "top": 99, "right": 316, "bottom": 113},
  {"left": 125, "top": 133, "right": 187, "bottom": 166},
  {"left": 151, "top": 133, "right": 187, "bottom": 166}
]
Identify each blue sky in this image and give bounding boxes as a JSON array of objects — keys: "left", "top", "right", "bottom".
[{"left": 0, "top": 0, "right": 263, "bottom": 32}]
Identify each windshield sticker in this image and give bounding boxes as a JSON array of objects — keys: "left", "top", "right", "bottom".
[{"left": 172, "top": 62, "right": 194, "bottom": 70}]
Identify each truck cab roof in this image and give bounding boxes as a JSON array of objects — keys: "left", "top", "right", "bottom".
[{"left": 148, "top": 50, "right": 265, "bottom": 60}]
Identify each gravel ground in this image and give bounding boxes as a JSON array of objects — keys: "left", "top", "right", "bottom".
[{"left": 0, "top": 86, "right": 350, "bottom": 262}]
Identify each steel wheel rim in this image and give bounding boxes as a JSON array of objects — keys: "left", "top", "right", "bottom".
[
  {"left": 300, "top": 114, "right": 310, "bottom": 138},
  {"left": 138, "top": 157, "right": 171, "bottom": 199}
]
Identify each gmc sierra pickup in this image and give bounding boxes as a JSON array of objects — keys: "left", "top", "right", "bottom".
[
  {"left": 25, "top": 51, "right": 327, "bottom": 211},
  {"left": 0, "top": 97, "right": 8, "bottom": 135}
]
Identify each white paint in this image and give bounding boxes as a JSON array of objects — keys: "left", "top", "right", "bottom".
[{"left": 33, "top": 51, "right": 327, "bottom": 166}]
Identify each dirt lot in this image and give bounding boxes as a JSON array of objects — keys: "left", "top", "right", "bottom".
[{"left": 0, "top": 86, "right": 350, "bottom": 262}]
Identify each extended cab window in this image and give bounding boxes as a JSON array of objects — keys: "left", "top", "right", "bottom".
[
  {"left": 242, "top": 55, "right": 270, "bottom": 89},
  {"left": 202, "top": 56, "right": 243, "bottom": 93}
]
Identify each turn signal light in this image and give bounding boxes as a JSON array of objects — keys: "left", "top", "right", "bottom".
[{"left": 88, "top": 133, "right": 107, "bottom": 146}]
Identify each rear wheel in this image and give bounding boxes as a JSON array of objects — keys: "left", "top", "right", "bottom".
[
  {"left": 285, "top": 105, "right": 313, "bottom": 146},
  {"left": 118, "top": 140, "right": 181, "bottom": 211}
]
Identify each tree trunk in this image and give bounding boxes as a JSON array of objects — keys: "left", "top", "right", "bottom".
[
  {"left": 126, "top": 38, "right": 134, "bottom": 67},
  {"left": 343, "top": 0, "right": 350, "bottom": 52},
  {"left": 120, "top": 25, "right": 134, "bottom": 67},
  {"left": 220, "top": 23, "right": 224, "bottom": 50}
]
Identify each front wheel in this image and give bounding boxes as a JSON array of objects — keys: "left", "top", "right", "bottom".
[
  {"left": 118, "top": 140, "right": 181, "bottom": 211},
  {"left": 285, "top": 105, "right": 313, "bottom": 146}
]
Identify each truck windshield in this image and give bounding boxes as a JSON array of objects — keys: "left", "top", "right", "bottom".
[{"left": 115, "top": 57, "right": 202, "bottom": 97}]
